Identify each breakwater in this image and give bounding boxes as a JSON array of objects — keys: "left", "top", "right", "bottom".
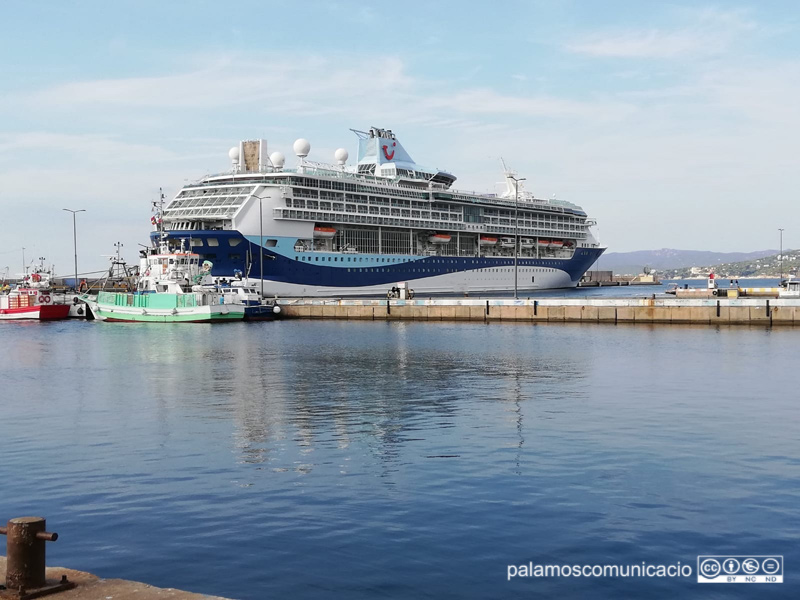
[{"left": 276, "top": 296, "right": 800, "bottom": 325}]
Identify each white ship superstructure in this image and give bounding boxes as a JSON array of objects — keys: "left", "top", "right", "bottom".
[{"left": 153, "top": 127, "right": 604, "bottom": 296}]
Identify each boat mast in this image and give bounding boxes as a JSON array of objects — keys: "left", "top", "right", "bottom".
[{"left": 159, "top": 188, "right": 166, "bottom": 249}]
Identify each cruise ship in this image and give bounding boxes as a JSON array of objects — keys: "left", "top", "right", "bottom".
[{"left": 153, "top": 127, "right": 605, "bottom": 296}]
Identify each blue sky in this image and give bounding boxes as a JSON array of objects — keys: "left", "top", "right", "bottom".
[{"left": 2, "top": 0, "right": 800, "bottom": 274}]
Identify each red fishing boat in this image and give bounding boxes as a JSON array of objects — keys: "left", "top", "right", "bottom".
[{"left": 0, "top": 287, "right": 70, "bottom": 321}]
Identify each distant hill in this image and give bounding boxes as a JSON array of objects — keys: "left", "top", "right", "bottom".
[
  {"left": 663, "top": 250, "right": 800, "bottom": 279},
  {"left": 596, "top": 248, "right": 779, "bottom": 275}
]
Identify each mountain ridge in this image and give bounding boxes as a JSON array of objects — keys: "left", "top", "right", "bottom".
[{"left": 596, "top": 248, "right": 780, "bottom": 275}]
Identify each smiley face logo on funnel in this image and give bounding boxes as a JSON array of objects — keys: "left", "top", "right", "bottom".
[{"left": 382, "top": 142, "right": 396, "bottom": 160}]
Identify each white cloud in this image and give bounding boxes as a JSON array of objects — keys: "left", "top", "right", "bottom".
[
  {"left": 568, "top": 29, "right": 713, "bottom": 58},
  {"left": 427, "top": 88, "right": 635, "bottom": 121},
  {"left": 567, "top": 8, "right": 757, "bottom": 58},
  {"left": 0, "top": 132, "right": 177, "bottom": 164},
  {"left": 23, "top": 55, "right": 414, "bottom": 112},
  {"left": 13, "top": 53, "right": 635, "bottom": 131}
]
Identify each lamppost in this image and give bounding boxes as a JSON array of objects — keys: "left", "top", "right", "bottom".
[
  {"left": 253, "top": 194, "right": 268, "bottom": 299},
  {"left": 779, "top": 228, "right": 784, "bottom": 280},
  {"left": 63, "top": 209, "right": 86, "bottom": 290},
  {"left": 509, "top": 175, "right": 526, "bottom": 299}
]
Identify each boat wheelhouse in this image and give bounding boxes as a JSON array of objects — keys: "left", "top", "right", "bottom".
[{"left": 152, "top": 127, "right": 605, "bottom": 296}]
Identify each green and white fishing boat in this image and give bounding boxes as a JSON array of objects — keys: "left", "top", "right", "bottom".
[{"left": 84, "top": 241, "right": 245, "bottom": 323}]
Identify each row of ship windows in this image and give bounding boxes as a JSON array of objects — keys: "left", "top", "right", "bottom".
[
  {"left": 337, "top": 268, "right": 560, "bottom": 274},
  {"left": 333, "top": 267, "right": 560, "bottom": 274},
  {"left": 289, "top": 197, "right": 581, "bottom": 224},
  {"left": 189, "top": 238, "right": 244, "bottom": 247},
  {"left": 180, "top": 186, "right": 257, "bottom": 197},
  {"left": 292, "top": 204, "right": 579, "bottom": 226},
  {"left": 288, "top": 177, "right": 429, "bottom": 199},
  {"left": 167, "top": 208, "right": 238, "bottom": 217},
  {"left": 169, "top": 196, "right": 247, "bottom": 208},
  {"left": 293, "top": 178, "right": 579, "bottom": 215},
  {"left": 276, "top": 210, "right": 582, "bottom": 236},
  {"left": 197, "top": 253, "right": 242, "bottom": 260},
  {"left": 436, "top": 193, "right": 579, "bottom": 215},
  {"left": 293, "top": 255, "right": 560, "bottom": 272}
]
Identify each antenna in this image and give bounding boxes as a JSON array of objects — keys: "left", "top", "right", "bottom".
[
  {"left": 158, "top": 188, "right": 165, "bottom": 240},
  {"left": 350, "top": 128, "right": 370, "bottom": 140}
]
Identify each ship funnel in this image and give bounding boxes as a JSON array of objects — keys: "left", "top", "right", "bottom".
[{"left": 238, "top": 139, "right": 269, "bottom": 173}]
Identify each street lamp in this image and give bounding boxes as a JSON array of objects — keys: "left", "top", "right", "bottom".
[
  {"left": 779, "top": 228, "right": 784, "bottom": 280},
  {"left": 253, "top": 194, "right": 268, "bottom": 299},
  {"left": 509, "top": 175, "right": 526, "bottom": 299},
  {"left": 63, "top": 209, "right": 86, "bottom": 291}
]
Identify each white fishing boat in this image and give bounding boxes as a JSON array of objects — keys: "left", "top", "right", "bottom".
[{"left": 83, "top": 241, "right": 245, "bottom": 323}]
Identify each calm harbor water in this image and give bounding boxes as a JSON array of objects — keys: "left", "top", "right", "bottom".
[{"left": 1, "top": 319, "right": 798, "bottom": 598}]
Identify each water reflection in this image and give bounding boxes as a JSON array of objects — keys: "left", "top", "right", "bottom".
[{"left": 214, "top": 322, "right": 585, "bottom": 472}]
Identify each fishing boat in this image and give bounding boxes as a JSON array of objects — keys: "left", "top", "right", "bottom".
[
  {"left": 779, "top": 278, "right": 800, "bottom": 298},
  {"left": 1, "top": 271, "right": 70, "bottom": 322},
  {"left": 82, "top": 241, "right": 245, "bottom": 323},
  {"left": 1, "top": 262, "right": 71, "bottom": 321},
  {"left": 222, "top": 280, "right": 281, "bottom": 320},
  {"left": 0, "top": 287, "right": 71, "bottom": 321}
]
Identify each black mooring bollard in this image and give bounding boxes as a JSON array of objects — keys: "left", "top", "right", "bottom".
[
  {"left": 1, "top": 517, "right": 58, "bottom": 591},
  {"left": 0, "top": 516, "right": 76, "bottom": 597}
]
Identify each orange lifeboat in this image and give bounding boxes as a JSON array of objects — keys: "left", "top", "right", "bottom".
[
  {"left": 428, "top": 233, "right": 452, "bottom": 244},
  {"left": 479, "top": 235, "right": 498, "bottom": 246},
  {"left": 313, "top": 226, "right": 337, "bottom": 239}
]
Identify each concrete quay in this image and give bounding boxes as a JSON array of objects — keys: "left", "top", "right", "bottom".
[
  {"left": 275, "top": 296, "right": 800, "bottom": 325},
  {"left": 0, "top": 556, "right": 232, "bottom": 600}
]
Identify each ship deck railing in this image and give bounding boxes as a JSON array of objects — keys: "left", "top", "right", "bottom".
[{"left": 188, "top": 169, "right": 587, "bottom": 216}]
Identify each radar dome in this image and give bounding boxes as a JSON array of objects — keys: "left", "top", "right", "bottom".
[
  {"left": 334, "top": 148, "right": 349, "bottom": 165},
  {"left": 228, "top": 147, "right": 240, "bottom": 161},
  {"left": 270, "top": 151, "right": 285, "bottom": 168},
  {"left": 293, "top": 138, "right": 311, "bottom": 158}
]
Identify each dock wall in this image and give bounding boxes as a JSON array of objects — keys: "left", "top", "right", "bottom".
[{"left": 276, "top": 297, "right": 800, "bottom": 325}]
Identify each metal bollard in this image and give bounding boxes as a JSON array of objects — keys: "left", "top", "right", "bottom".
[{"left": 1, "top": 516, "right": 73, "bottom": 597}]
